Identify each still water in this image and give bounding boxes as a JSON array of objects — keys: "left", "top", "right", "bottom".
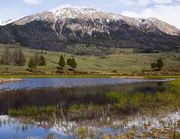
[{"left": 0, "top": 78, "right": 172, "bottom": 90}]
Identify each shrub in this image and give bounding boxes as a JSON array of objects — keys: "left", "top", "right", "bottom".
[
  {"left": 27, "top": 57, "right": 36, "bottom": 71},
  {"left": 151, "top": 58, "right": 164, "bottom": 70}
]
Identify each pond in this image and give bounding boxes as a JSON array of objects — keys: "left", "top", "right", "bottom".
[
  {"left": 0, "top": 78, "right": 172, "bottom": 90},
  {"left": 0, "top": 78, "right": 174, "bottom": 139}
]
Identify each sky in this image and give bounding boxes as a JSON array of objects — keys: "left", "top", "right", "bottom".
[{"left": 0, "top": 0, "right": 180, "bottom": 28}]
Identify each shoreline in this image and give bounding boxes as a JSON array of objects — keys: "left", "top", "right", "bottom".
[
  {"left": 0, "top": 74, "right": 179, "bottom": 79},
  {"left": 0, "top": 78, "right": 22, "bottom": 83}
]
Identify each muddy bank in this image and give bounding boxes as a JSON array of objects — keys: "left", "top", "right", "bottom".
[{"left": 0, "top": 78, "right": 22, "bottom": 84}]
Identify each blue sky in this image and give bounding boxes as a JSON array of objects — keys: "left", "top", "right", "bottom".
[{"left": 0, "top": 0, "right": 180, "bottom": 28}]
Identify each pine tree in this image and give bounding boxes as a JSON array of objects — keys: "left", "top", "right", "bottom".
[
  {"left": 151, "top": 58, "right": 164, "bottom": 71},
  {"left": 67, "top": 58, "right": 77, "bottom": 70},
  {"left": 151, "top": 62, "right": 157, "bottom": 69},
  {"left": 58, "top": 55, "right": 65, "bottom": 69},
  {"left": 71, "top": 58, "right": 77, "bottom": 69},
  {"left": 39, "top": 55, "right": 46, "bottom": 66},
  {"left": 156, "top": 58, "right": 164, "bottom": 70}
]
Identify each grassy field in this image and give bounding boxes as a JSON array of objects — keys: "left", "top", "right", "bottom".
[{"left": 0, "top": 44, "right": 179, "bottom": 76}]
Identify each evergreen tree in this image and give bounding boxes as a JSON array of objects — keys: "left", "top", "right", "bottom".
[
  {"left": 156, "top": 58, "right": 164, "bottom": 70},
  {"left": 67, "top": 58, "right": 77, "bottom": 70},
  {"left": 39, "top": 55, "right": 46, "bottom": 66},
  {"left": 28, "top": 57, "right": 36, "bottom": 71},
  {"left": 58, "top": 55, "right": 65, "bottom": 69},
  {"left": 151, "top": 62, "right": 157, "bottom": 69},
  {"left": 151, "top": 58, "right": 164, "bottom": 71}
]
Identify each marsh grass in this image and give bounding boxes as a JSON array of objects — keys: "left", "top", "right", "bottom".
[
  {"left": 4, "top": 78, "right": 180, "bottom": 122},
  {"left": 8, "top": 106, "right": 58, "bottom": 120}
]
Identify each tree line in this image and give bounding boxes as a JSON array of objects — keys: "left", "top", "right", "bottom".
[
  {"left": 0, "top": 46, "right": 26, "bottom": 66},
  {"left": 0, "top": 47, "right": 77, "bottom": 72},
  {"left": 0, "top": 47, "right": 46, "bottom": 71}
]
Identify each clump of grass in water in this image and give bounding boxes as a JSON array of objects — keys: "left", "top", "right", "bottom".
[
  {"left": 67, "top": 104, "right": 109, "bottom": 121},
  {"left": 8, "top": 105, "right": 57, "bottom": 120},
  {"left": 105, "top": 79, "right": 180, "bottom": 114}
]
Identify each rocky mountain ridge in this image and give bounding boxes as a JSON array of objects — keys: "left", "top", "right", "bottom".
[
  {"left": 14, "top": 8, "right": 179, "bottom": 36},
  {"left": 0, "top": 7, "right": 180, "bottom": 53}
]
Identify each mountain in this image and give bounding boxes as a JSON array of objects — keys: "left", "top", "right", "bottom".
[
  {"left": 0, "top": 8, "right": 180, "bottom": 53},
  {"left": 0, "top": 19, "right": 13, "bottom": 26}
]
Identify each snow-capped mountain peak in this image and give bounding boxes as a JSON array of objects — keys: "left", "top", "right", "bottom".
[
  {"left": 53, "top": 7, "right": 97, "bottom": 17},
  {"left": 52, "top": 7, "right": 123, "bottom": 21},
  {"left": 2, "top": 7, "right": 179, "bottom": 36}
]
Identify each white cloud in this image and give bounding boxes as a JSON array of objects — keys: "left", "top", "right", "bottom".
[
  {"left": 118, "top": 0, "right": 172, "bottom": 6},
  {"left": 21, "top": 0, "right": 42, "bottom": 5},
  {"left": 122, "top": 4, "right": 180, "bottom": 28},
  {"left": 118, "top": 0, "right": 134, "bottom": 5},
  {"left": 122, "top": 11, "right": 140, "bottom": 18},
  {"left": 152, "top": 0, "right": 172, "bottom": 4}
]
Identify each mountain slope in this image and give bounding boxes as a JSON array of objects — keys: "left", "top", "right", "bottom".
[{"left": 0, "top": 8, "right": 180, "bottom": 53}]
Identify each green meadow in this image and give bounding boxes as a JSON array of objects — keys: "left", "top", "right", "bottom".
[{"left": 0, "top": 44, "right": 179, "bottom": 77}]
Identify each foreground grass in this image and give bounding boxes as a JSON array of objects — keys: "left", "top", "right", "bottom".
[{"left": 76, "top": 125, "right": 180, "bottom": 139}]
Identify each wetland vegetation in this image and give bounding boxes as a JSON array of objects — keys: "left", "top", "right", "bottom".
[
  {"left": 0, "top": 77, "right": 179, "bottom": 138},
  {"left": 3, "top": 78, "right": 179, "bottom": 120}
]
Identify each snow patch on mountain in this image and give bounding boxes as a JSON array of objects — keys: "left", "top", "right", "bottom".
[
  {"left": 0, "top": 19, "right": 13, "bottom": 26},
  {"left": 52, "top": 8, "right": 123, "bottom": 21},
  {"left": 8, "top": 7, "right": 179, "bottom": 36}
]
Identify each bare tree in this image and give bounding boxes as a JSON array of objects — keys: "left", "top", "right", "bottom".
[
  {"left": 13, "top": 48, "right": 26, "bottom": 66},
  {"left": 1, "top": 46, "right": 11, "bottom": 65},
  {"left": 13, "top": 49, "right": 18, "bottom": 65},
  {"left": 34, "top": 52, "right": 40, "bottom": 66}
]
